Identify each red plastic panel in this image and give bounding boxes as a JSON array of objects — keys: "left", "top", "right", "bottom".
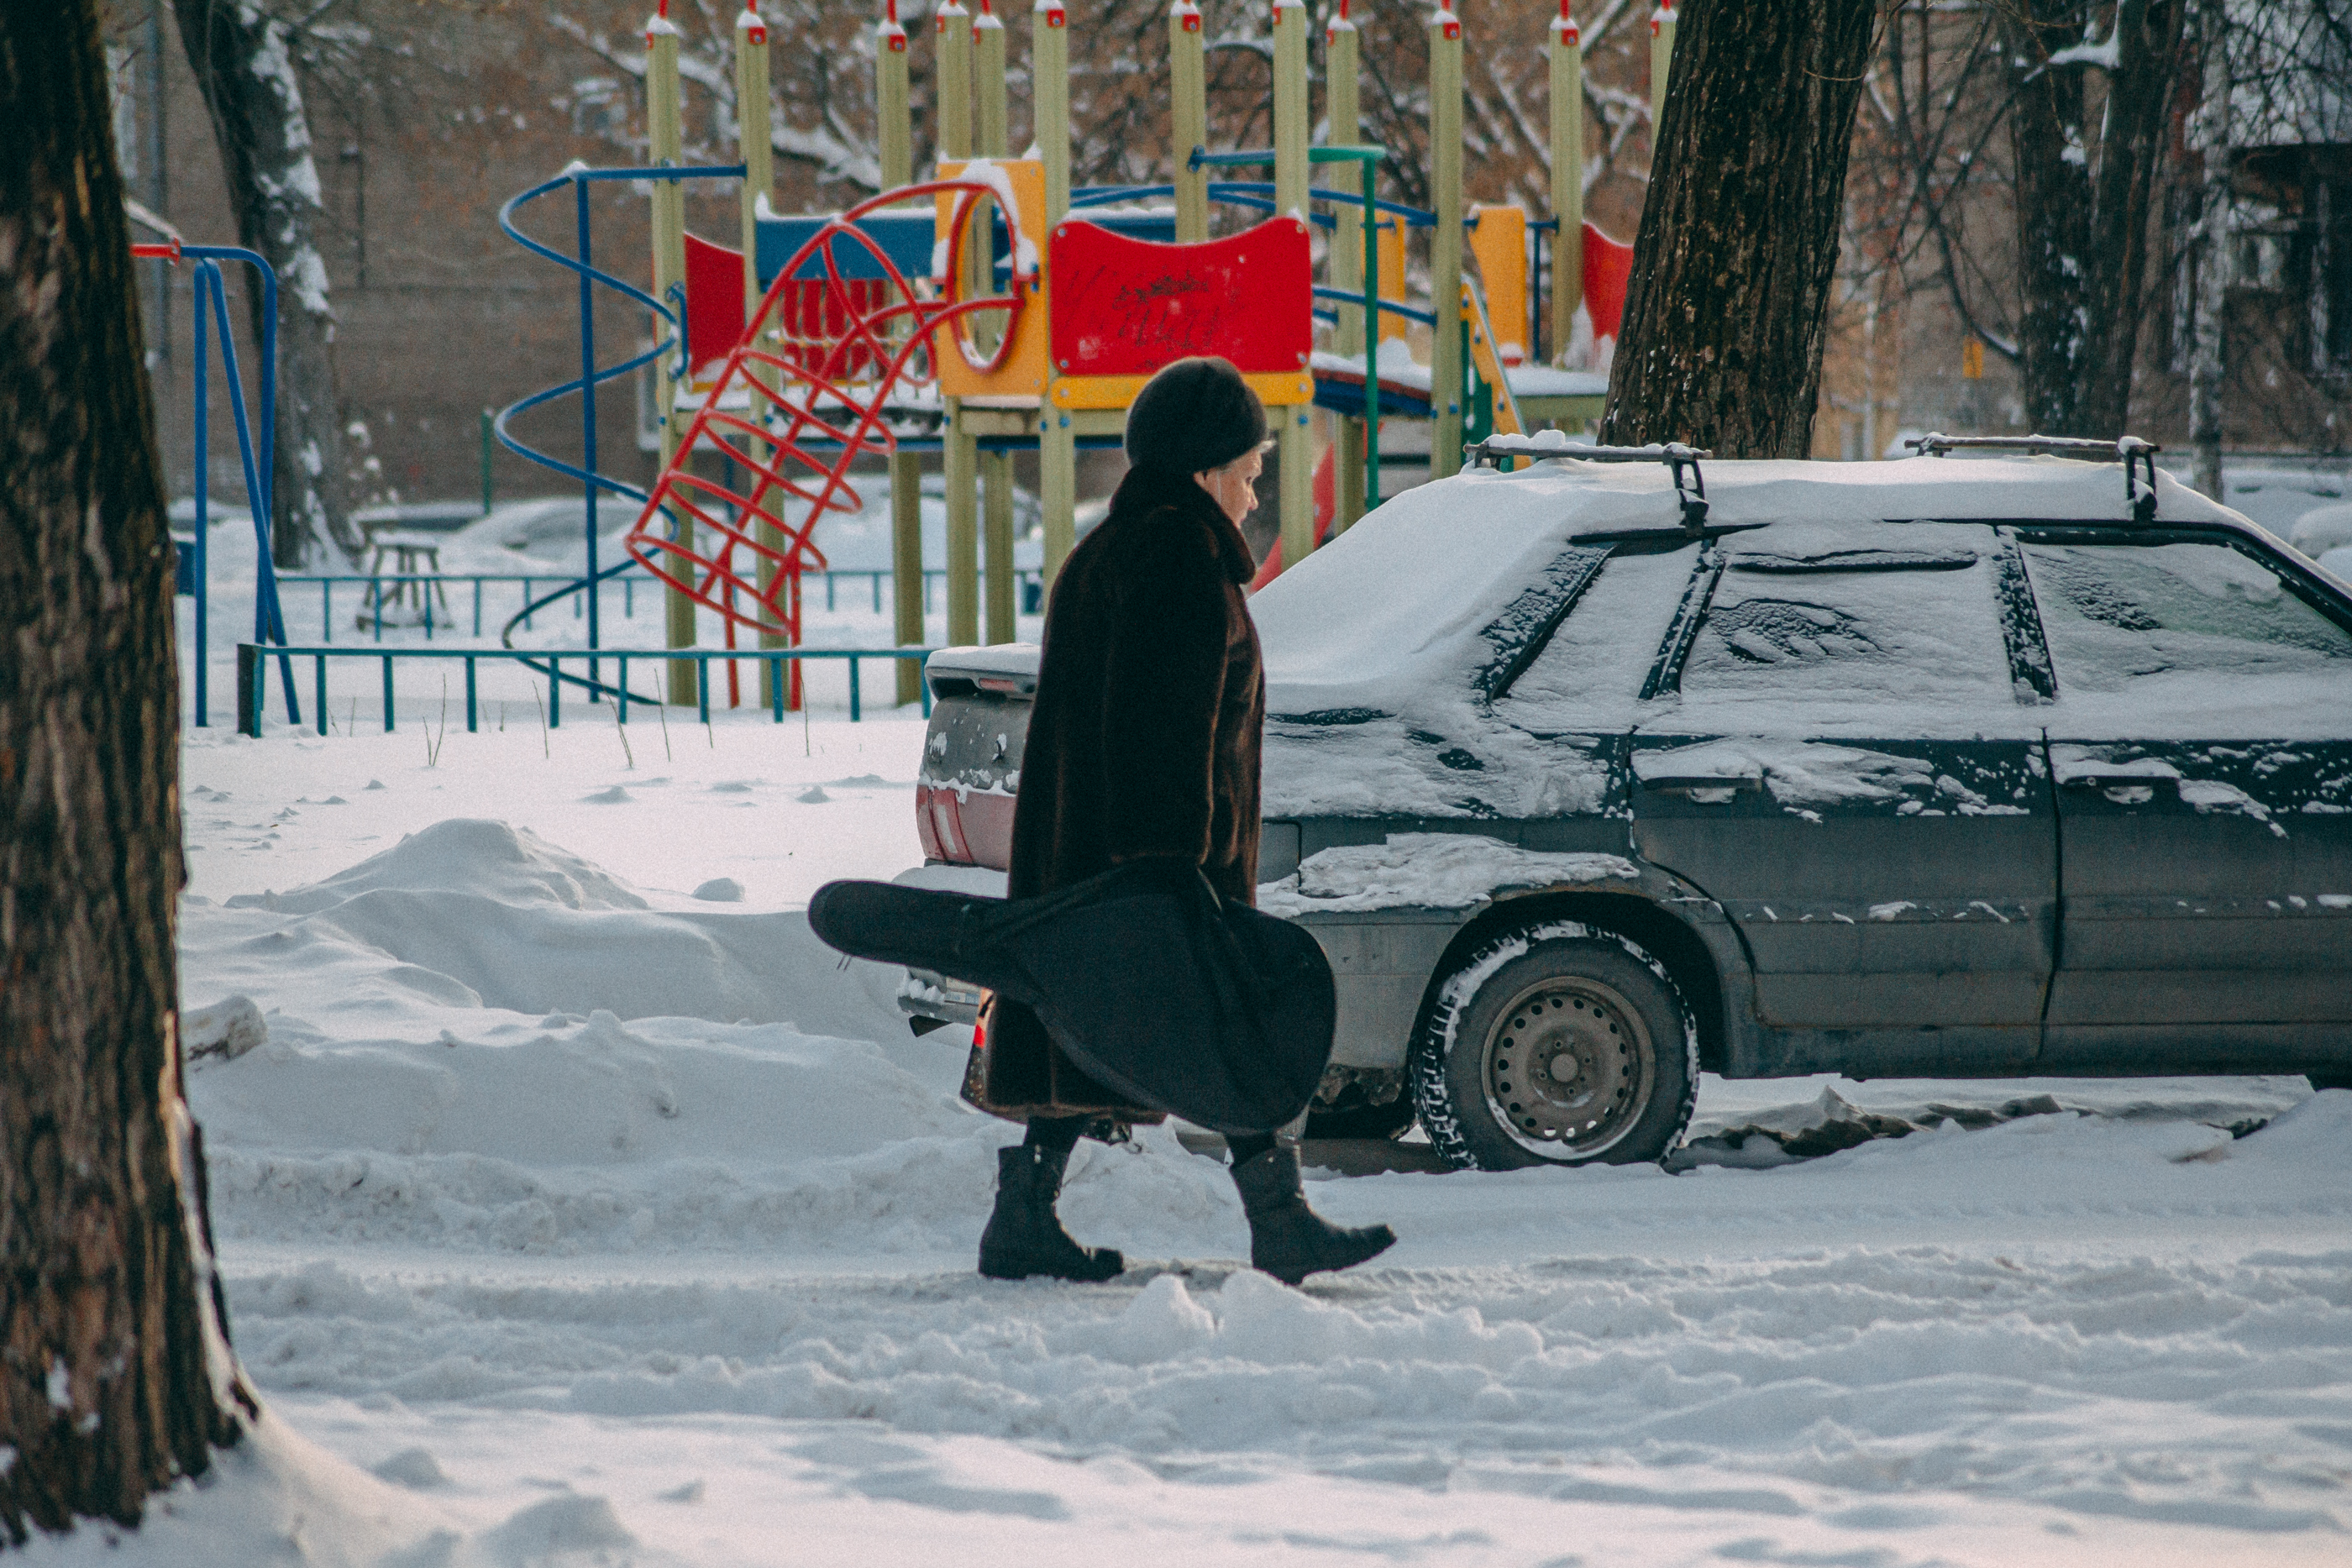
[
  {"left": 1582, "top": 220, "right": 1635, "bottom": 344},
  {"left": 684, "top": 233, "right": 889, "bottom": 382},
  {"left": 684, "top": 233, "right": 748, "bottom": 381},
  {"left": 1048, "top": 218, "right": 1313, "bottom": 379}
]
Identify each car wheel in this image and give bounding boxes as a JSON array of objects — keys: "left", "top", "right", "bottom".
[{"left": 1410, "top": 920, "right": 1699, "bottom": 1171}]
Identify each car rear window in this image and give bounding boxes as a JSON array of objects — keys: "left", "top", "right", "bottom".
[{"left": 1674, "top": 524, "right": 2015, "bottom": 722}]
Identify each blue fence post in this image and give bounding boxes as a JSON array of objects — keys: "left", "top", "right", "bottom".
[
  {"left": 234, "top": 644, "right": 256, "bottom": 735},
  {"left": 322, "top": 579, "right": 332, "bottom": 643},
  {"left": 549, "top": 656, "right": 561, "bottom": 728},
  {"left": 314, "top": 655, "right": 327, "bottom": 735},
  {"left": 465, "top": 656, "right": 478, "bottom": 732},
  {"left": 849, "top": 655, "right": 861, "bottom": 722},
  {"left": 769, "top": 655, "right": 784, "bottom": 722},
  {"left": 575, "top": 171, "right": 603, "bottom": 685},
  {"left": 697, "top": 658, "right": 710, "bottom": 725},
  {"left": 617, "top": 657, "right": 629, "bottom": 723},
  {"left": 381, "top": 654, "right": 394, "bottom": 732}
]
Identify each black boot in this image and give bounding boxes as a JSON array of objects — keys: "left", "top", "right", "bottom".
[
  {"left": 1231, "top": 1145, "right": 1395, "bottom": 1286},
  {"left": 978, "top": 1143, "right": 1125, "bottom": 1282}
]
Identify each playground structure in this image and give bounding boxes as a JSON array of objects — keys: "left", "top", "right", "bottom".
[
  {"left": 130, "top": 234, "right": 300, "bottom": 730},
  {"left": 483, "top": 0, "right": 1683, "bottom": 711}
]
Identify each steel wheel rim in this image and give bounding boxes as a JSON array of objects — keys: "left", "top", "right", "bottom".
[{"left": 1480, "top": 973, "right": 1655, "bottom": 1159}]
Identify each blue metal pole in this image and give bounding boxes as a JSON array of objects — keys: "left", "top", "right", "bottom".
[
  {"left": 192, "top": 266, "right": 210, "bottom": 726},
  {"left": 201, "top": 259, "right": 297, "bottom": 724},
  {"left": 576, "top": 175, "right": 601, "bottom": 695}
]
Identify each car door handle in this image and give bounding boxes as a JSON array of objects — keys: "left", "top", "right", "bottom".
[
  {"left": 2059, "top": 771, "right": 2181, "bottom": 800},
  {"left": 1640, "top": 774, "right": 1763, "bottom": 797}
]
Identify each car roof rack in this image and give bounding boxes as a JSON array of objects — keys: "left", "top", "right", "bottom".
[
  {"left": 1468, "top": 438, "right": 1715, "bottom": 529},
  {"left": 1904, "top": 433, "right": 2162, "bottom": 524}
]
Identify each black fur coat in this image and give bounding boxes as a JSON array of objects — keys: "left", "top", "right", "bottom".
[{"left": 965, "top": 465, "right": 1265, "bottom": 1123}]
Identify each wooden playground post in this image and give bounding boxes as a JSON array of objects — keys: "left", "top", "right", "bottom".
[
  {"left": 1549, "top": 1, "right": 1583, "bottom": 367},
  {"left": 1651, "top": 2, "right": 1677, "bottom": 137},
  {"left": 1035, "top": 0, "right": 1076, "bottom": 591},
  {"left": 878, "top": 0, "right": 926, "bottom": 705},
  {"left": 937, "top": 1, "right": 980, "bottom": 648},
  {"left": 974, "top": 1, "right": 1016, "bottom": 643},
  {"left": 1272, "top": 0, "right": 1313, "bottom": 574},
  {"left": 1169, "top": 2, "right": 1207, "bottom": 244},
  {"left": 1326, "top": 0, "right": 1366, "bottom": 532},
  {"left": 738, "top": 2, "right": 787, "bottom": 708},
  {"left": 1427, "top": 0, "right": 1465, "bottom": 480},
  {"left": 646, "top": 7, "right": 696, "bottom": 705}
]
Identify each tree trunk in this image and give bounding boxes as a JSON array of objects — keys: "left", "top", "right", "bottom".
[
  {"left": 1597, "top": 0, "right": 1880, "bottom": 457},
  {"left": 171, "top": 0, "right": 361, "bottom": 569},
  {"left": 2003, "top": 0, "right": 2191, "bottom": 438},
  {"left": 2188, "top": 0, "right": 2230, "bottom": 500},
  {"left": 0, "top": 0, "right": 255, "bottom": 1541}
]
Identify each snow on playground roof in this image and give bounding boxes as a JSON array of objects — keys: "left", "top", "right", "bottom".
[{"left": 1252, "top": 454, "right": 2240, "bottom": 720}]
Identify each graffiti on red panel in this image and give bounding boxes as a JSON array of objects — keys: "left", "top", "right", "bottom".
[{"left": 1048, "top": 218, "right": 1311, "bottom": 380}]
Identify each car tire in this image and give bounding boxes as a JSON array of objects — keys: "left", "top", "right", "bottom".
[{"left": 1410, "top": 920, "right": 1699, "bottom": 1171}]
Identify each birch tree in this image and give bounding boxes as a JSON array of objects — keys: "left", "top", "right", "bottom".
[{"left": 172, "top": 0, "right": 364, "bottom": 568}]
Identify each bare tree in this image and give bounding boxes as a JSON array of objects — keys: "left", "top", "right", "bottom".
[
  {"left": 2000, "top": 0, "right": 2191, "bottom": 436},
  {"left": 172, "top": 0, "right": 364, "bottom": 567},
  {"left": 0, "top": 0, "right": 256, "bottom": 1540},
  {"left": 1599, "top": 0, "right": 1883, "bottom": 456}
]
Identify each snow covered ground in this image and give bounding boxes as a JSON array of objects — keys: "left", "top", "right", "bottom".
[
  {"left": 34, "top": 691, "right": 2333, "bottom": 1566},
  {"left": 42, "top": 491, "right": 2349, "bottom": 1564}
]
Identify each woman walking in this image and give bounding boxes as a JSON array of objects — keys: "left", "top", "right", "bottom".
[{"left": 967, "top": 355, "right": 1396, "bottom": 1286}]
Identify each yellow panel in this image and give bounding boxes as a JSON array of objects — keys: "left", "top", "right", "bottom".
[
  {"left": 1051, "top": 371, "right": 1314, "bottom": 410},
  {"left": 1467, "top": 205, "right": 1529, "bottom": 363},
  {"left": 1461, "top": 279, "right": 1523, "bottom": 437},
  {"left": 934, "top": 158, "right": 1049, "bottom": 401},
  {"left": 1376, "top": 217, "right": 1408, "bottom": 344}
]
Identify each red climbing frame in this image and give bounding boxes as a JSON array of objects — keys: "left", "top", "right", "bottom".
[{"left": 626, "top": 180, "right": 1032, "bottom": 705}]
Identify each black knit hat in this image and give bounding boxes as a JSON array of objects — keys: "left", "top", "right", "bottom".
[{"left": 1123, "top": 356, "right": 1268, "bottom": 477}]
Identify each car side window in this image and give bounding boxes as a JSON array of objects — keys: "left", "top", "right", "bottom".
[
  {"left": 1672, "top": 526, "right": 2016, "bottom": 720},
  {"left": 2021, "top": 540, "right": 2352, "bottom": 711},
  {"left": 1501, "top": 543, "right": 1703, "bottom": 726}
]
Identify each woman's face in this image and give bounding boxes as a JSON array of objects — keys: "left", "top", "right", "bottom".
[{"left": 1194, "top": 445, "right": 1264, "bottom": 527}]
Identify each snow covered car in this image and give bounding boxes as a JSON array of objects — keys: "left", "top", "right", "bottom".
[{"left": 905, "top": 438, "right": 2352, "bottom": 1169}]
